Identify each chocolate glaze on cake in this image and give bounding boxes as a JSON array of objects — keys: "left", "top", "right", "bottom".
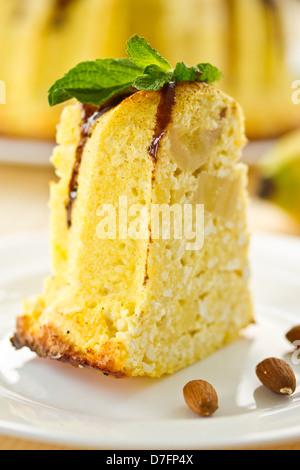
[
  {"left": 55, "top": 0, "right": 75, "bottom": 9},
  {"left": 66, "top": 104, "right": 98, "bottom": 228},
  {"left": 52, "top": 0, "right": 77, "bottom": 27},
  {"left": 148, "top": 82, "right": 177, "bottom": 161},
  {"left": 67, "top": 91, "right": 136, "bottom": 228},
  {"left": 260, "top": 0, "right": 277, "bottom": 8},
  {"left": 144, "top": 82, "right": 177, "bottom": 287}
]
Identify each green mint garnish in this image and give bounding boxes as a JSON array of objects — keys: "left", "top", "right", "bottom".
[
  {"left": 196, "top": 63, "right": 223, "bottom": 83},
  {"left": 48, "top": 58, "right": 142, "bottom": 107},
  {"left": 127, "top": 35, "right": 172, "bottom": 73},
  {"left": 172, "top": 63, "right": 202, "bottom": 82},
  {"left": 48, "top": 35, "right": 222, "bottom": 107},
  {"left": 172, "top": 62, "right": 222, "bottom": 84},
  {"left": 133, "top": 65, "right": 173, "bottom": 92}
]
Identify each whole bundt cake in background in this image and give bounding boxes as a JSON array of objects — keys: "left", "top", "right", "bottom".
[
  {"left": 0, "top": 0, "right": 299, "bottom": 140},
  {"left": 0, "top": 0, "right": 128, "bottom": 139},
  {"left": 158, "top": 0, "right": 300, "bottom": 139}
]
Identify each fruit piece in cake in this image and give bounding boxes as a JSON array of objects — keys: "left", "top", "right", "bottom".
[{"left": 11, "top": 36, "right": 253, "bottom": 378}]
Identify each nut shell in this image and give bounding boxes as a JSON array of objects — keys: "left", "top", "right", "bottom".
[
  {"left": 183, "top": 380, "right": 219, "bottom": 417},
  {"left": 286, "top": 326, "right": 300, "bottom": 348},
  {"left": 256, "top": 358, "right": 296, "bottom": 396}
]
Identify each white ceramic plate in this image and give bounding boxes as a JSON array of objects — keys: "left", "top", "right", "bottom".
[
  {"left": 0, "top": 136, "right": 272, "bottom": 168},
  {"left": 0, "top": 232, "right": 300, "bottom": 450},
  {"left": 0, "top": 138, "right": 55, "bottom": 166}
]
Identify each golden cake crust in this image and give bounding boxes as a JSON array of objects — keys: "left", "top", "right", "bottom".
[{"left": 11, "top": 315, "right": 128, "bottom": 378}]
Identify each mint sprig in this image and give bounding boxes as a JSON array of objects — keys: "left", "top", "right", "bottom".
[
  {"left": 173, "top": 62, "right": 222, "bottom": 83},
  {"left": 48, "top": 35, "right": 222, "bottom": 107},
  {"left": 133, "top": 65, "right": 173, "bottom": 92},
  {"left": 48, "top": 58, "right": 143, "bottom": 107},
  {"left": 127, "top": 35, "right": 172, "bottom": 73}
]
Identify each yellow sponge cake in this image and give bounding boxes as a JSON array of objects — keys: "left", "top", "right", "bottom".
[{"left": 11, "top": 39, "right": 253, "bottom": 377}]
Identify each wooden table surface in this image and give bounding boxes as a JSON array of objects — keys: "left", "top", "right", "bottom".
[{"left": 1, "top": 162, "right": 300, "bottom": 451}]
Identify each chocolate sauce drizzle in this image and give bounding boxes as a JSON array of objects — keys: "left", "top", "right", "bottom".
[
  {"left": 66, "top": 104, "right": 98, "bottom": 228},
  {"left": 66, "top": 91, "right": 136, "bottom": 228},
  {"left": 260, "top": 0, "right": 277, "bottom": 9},
  {"left": 143, "top": 82, "right": 177, "bottom": 287},
  {"left": 55, "top": 0, "right": 75, "bottom": 8},
  {"left": 148, "top": 82, "right": 177, "bottom": 161},
  {"left": 66, "top": 84, "right": 176, "bottom": 229},
  {"left": 52, "top": 0, "right": 76, "bottom": 27}
]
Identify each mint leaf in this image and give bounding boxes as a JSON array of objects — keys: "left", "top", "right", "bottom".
[
  {"left": 127, "top": 35, "right": 172, "bottom": 73},
  {"left": 172, "top": 62, "right": 201, "bottom": 82},
  {"left": 133, "top": 65, "right": 173, "bottom": 92},
  {"left": 173, "top": 62, "right": 222, "bottom": 84},
  {"left": 196, "top": 63, "right": 223, "bottom": 83},
  {"left": 48, "top": 35, "right": 223, "bottom": 107},
  {"left": 49, "top": 84, "right": 136, "bottom": 108},
  {"left": 48, "top": 58, "right": 143, "bottom": 106}
]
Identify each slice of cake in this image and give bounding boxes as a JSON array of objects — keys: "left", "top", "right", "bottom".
[{"left": 11, "top": 36, "right": 253, "bottom": 378}]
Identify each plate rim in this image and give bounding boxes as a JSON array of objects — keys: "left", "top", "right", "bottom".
[
  {"left": 0, "top": 137, "right": 273, "bottom": 168},
  {"left": 1, "top": 231, "right": 300, "bottom": 450}
]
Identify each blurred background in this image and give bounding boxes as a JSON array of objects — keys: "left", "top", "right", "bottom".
[{"left": 1, "top": 0, "right": 300, "bottom": 238}]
